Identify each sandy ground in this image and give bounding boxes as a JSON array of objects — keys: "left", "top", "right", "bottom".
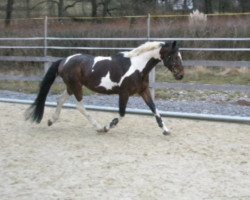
[{"left": 0, "top": 102, "right": 250, "bottom": 200}]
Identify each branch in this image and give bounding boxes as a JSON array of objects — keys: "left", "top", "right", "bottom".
[
  {"left": 106, "top": 7, "right": 118, "bottom": 16},
  {"left": 30, "top": 0, "right": 58, "bottom": 10},
  {"left": 64, "top": 0, "right": 82, "bottom": 11}
]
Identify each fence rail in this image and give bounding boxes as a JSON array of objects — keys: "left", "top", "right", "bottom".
[
  {"left": 1, "top": 56, "right": 250, "bottom": 68},
  {"left": 1, "top": 15, "right": 250, "bottom": 98},
  {"left": 1, "top": 37, "right": 250, "bottom": 41},
  {"left": 1, "top": 36, "right": 250, "bottom": 52},
  {"left": 0, "top": 15, "right": 249, "bottom": 123},
  {"left": 1, "top": 45, "right": 250, "bottom": 52}
]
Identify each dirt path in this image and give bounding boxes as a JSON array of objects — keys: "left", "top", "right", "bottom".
[{"left": 0, "top": 103, "right": 250, "bottom": 200}]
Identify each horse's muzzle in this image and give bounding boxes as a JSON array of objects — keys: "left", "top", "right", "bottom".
[{"left": 174, "top": 74, "right": 184, "bottom": 80}]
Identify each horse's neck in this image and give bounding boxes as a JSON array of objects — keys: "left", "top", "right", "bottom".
[
  {"left": 142, "top": 57, "right": 161, "bottom": 77},
  {"left": 133, "top": 48, "right": 161, "bottom": 75}
]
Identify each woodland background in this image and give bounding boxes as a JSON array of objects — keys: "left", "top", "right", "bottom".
[{"left": 1, "top": 0, "right": 250, "bottom": 25}]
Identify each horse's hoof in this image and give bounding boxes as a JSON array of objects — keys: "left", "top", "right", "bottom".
[
  {"left": 103, "top": 126, "right": 109, "bottom": 132},
  {"left": 48, "top": 120, "right": 53, "bottom": 126},
  {"left": 163, "top": 130, "right": 171, "bottom": 136},
  {"left": 96, "top": 127, "right": 109, "bottom": 133}
]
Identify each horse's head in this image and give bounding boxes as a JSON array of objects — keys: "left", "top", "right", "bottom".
[{"left": 159, "top": 41, "right": 184, "bottom": 80}]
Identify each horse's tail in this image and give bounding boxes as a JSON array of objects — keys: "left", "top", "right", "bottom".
[{"left": 25, "top": 59, "right": 62, "bottom": 123}]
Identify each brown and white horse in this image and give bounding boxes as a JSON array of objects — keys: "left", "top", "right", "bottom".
[{"left": 25, "top": 41, "right": 184, "bottom": 135}]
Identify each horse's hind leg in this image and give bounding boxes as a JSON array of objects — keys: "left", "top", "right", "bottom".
[
  {"left": 70, "top": 83, "right": 104, "bottom": 131},
  {"left": 48, "top": 90, "right": 69, "bottom": 126}
]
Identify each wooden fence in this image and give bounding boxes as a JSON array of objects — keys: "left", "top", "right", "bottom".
[{"left": 0, "top": 15, "right": 250, "bottom": 95}]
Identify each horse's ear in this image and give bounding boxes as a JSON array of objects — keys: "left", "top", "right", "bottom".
[{"left": 172, "top": 41, "right": 177, "bottom": 49}]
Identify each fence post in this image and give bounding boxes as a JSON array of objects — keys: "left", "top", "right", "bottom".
[
  {"left": 147, "top": 13, "right": 151, "bottom": 41},
  {"left": 147, "top": 13, "right": 155, "bottom": 100},
  {"left": 44, "top": 16, "right": 51, "bottom": 73}
]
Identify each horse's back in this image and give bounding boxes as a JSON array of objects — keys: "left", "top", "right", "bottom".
[{"left": 58, "top": 54, "right": 93, "bottom": 79}]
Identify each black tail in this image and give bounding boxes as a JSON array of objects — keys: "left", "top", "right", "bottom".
[{"left": 25, "top": 59, "right": 62, "bottom": 123}]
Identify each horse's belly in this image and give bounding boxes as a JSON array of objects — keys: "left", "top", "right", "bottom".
[{"left": 86, "top": 84, "right": 119, "bottom": 95}]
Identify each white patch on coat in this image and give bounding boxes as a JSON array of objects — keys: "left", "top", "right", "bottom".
[
  {"left": 97, "top": 41, "right": 163, "bottom": 90},
  {"left": 155, "top": 109, "right": 170, "bottom": 133},
  {"left": 92, "top": 56, "right": 112, "bottom": 72},
  {"left": 119, "top": 47, "right": 162, "bottom": 86},
  {"left": 64, "top": 54, "right": 81, "bottom": 65},
  {"left": 99, "top": 71, "right": 119, "bottom": 90}
]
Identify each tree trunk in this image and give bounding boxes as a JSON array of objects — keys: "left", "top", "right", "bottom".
[
  {"left": 183, "top": 0, "right": 189, "bottom": 12},
  {"left": 26, "top": 0, "right": 30, "bottom": 18},
  {"left": 240, "top": 0, "right": 250, "bottom": 12},
  {"left": 102, "top": 0, "right": 111, "bottom": 17},
  {"left": 47, "top": 0, "right": 55, "bottom": 17},
  {"left": 218, "top": 0, "right": 227, "bottom": 13},
  {"left": 58, "top": 0, "right": 64, "bottom": 19},
  {"left": 5, "top": 0, "right": 14, "bottom": 27},
  {"left": 204, "top": 0, "right": 212, "bottom": 14},
  {"left": 239, "top": 0, "right": 249, "bottom": 13},
  {"left": 91, "top": 0, "right": 97, "bottom": 17}
]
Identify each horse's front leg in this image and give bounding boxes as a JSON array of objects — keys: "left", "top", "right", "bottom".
[
  {"left": 140, "top": 88, "right": 170, "bottom": 135},
  {"left": 103, "top": 92, "right": 129, "bottom": 132}
]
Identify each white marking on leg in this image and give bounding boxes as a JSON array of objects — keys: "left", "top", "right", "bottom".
[
  {"left": 76, "top": 100, "right": 102, "bottom": 130},
  {"left": 48, "top": 90, "right": 69, "bottom": 125},
  {"left": 162, "top": 123, "right": 170, "bottom": 133},
  {"left": 155, "top": 109, "right": 170, "bottom": 133},
  {"left": 64, "top": 54, "right": 81, "bottom": 65},
  {"left": 92, "top": 56, "right": 111, "bottom": 72},
  {"left": 155, "top": 109, "right": 161, "bottom": 117}
]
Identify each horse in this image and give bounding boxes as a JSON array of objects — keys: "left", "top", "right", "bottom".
[{"left": 25, "top": 41, "right": 184, "bottom": 135}]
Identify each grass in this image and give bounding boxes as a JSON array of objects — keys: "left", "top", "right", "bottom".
[
  {"left": 0, "top": 66, "right": 249, "bottom": 102},
  {"left": 154, "top": 66, "right": 250, "bottom": 99},
  {"left": 154, "top": 88, "right": 247, "bottom": 101},
  {"left": 0, "top": 81, "right": 65, "bottom": 94},
  {"left": 1, "top": 15, "right": 249, "bottom": 101},
  {"left": 0, "top": 81, "right": 94, "bottom": 96},
  {"left": 156, "top": 66, "right": 250, "bottom": 85}
]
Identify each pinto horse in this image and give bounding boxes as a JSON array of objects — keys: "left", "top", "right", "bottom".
[{"left": 25, "top": 41, "right": 184, "bottom": 135}]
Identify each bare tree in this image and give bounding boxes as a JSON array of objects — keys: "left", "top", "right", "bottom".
[
  {"left": 90, "top": 0, "right": 97, "bottom": 17},
  {"left": 30, "top": 0, "right": 65, "bottom": 19},
  {"left": 204, "top": 0, "right": 212, "bottom": 13},
  {"left": 219, "top": 0, "right": 231, "bottom": 13},
  {"left": 5, "top": 0, "right": 14, "bottom": 27},
  {"left": 26, "top": 0, "right": 30, "bottom": 18},
  {"left": 58, "top": 0, "right": 64, "bottom": 19},
  {"left": 101, "top": 0, "right": 112, "bottom": 16},
  {"left": 3, "top": 0, "right": 244, "bottom": 20},
  {"left": 239, "top": 0, "right": 249, "bottom": 13}
]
